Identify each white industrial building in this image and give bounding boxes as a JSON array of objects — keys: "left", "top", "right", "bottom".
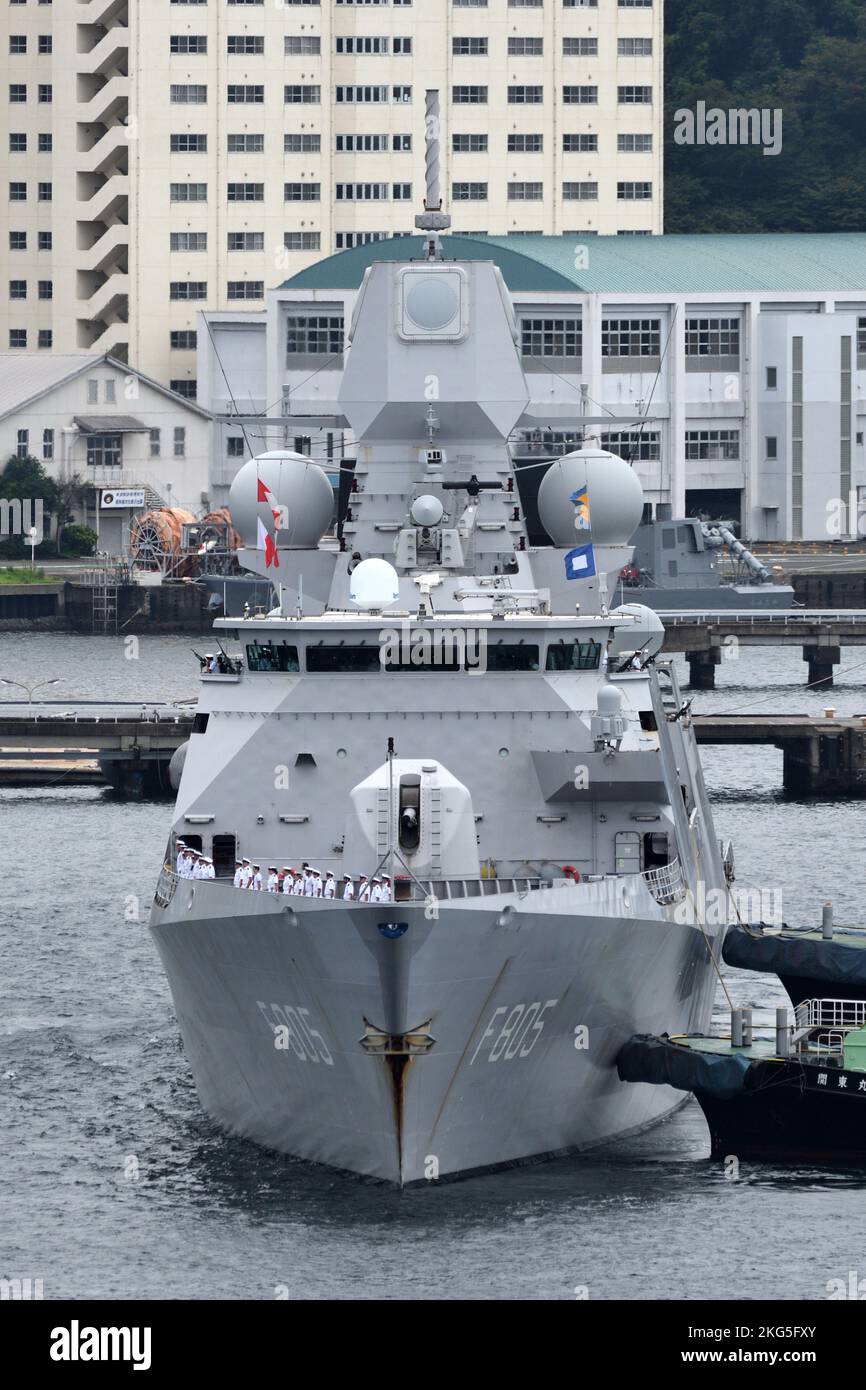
[
  {"left": 0, "top": 353, "right": 211, "bottom": 554},
  {"left": 197, "top": 232, "right": 866, "bottom": 542},
  {"left": 0, "top": 0, "right": 662, "bottom": 390}
]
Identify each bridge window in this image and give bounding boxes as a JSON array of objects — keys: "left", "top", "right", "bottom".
[
  {"left": 546, "top": 639, "right": 601, "bottom": 671},
  {"left": 307, "top": 644, "right": 381, "bottom": 673},
  {"left": 486, "top": 642, "right": 540, "bottom": 671},
  {"left": 246, "top": 642, "right": 300, "bottom": 672}
]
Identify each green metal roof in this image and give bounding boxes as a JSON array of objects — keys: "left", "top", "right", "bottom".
[{"left": 280, "top": 232, "right": 866, "bottom": 296}]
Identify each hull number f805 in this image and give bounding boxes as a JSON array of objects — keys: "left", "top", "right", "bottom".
[{"left": 470, "top": 1000, "right": 559, "bottom": 1065}]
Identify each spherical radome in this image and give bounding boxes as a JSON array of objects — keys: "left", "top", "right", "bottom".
[
  {"left": 228, "top": 451, "right": 334, "bottom": 550},
  {"left": 349, "top": 558, "right": 400, "bottom": 611},
  {"left": 610, "top": 603, "right": 666, "bottom": 659},
  {"left": 410, "top": 494, "right": 445, "bottom": 527},
  {"left": 537, "top": 446, "right": 645, "bottom": 547}
]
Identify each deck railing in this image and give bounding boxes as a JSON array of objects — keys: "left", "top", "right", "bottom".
[
  {"left": 795, "top": 998, "right": 866, "bottom": 1032},
  {"left": 642, "top": 857, "right": 687, "bottom": 906}
]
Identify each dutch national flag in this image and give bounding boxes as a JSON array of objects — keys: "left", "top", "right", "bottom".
[{"left": 564, "top": 543, "right": 597, "bottom": 581}]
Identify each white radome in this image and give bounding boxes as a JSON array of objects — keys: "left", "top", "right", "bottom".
[
  {"left": 349, "top": 558, "right": 400, "bottom": 611},
  {"left": 410, "top": 494, "right": 445, "bottom": 527},
  {"left": 610, "top": 603, "right": 666, "bottom": 660},
  {"left": 537, "top": 445, "right": 645, "bottom": 547},
  {"left": 228, "top": 451, "right": 334, "bottom": 550}
]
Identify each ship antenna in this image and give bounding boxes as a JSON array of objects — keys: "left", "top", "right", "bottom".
[{"left": 415, "top": 90, "right": 451, "bottom": 262}]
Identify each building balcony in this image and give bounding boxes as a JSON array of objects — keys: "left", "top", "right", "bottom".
[{"left": 77, "top": 75, "right": 129, "bottom": 127}]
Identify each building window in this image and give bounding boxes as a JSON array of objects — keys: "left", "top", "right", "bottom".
[
  {"left": 335, "top": 86, "right": 389, "bottom": 103},
  {"left": 16, "top": 428, "right": 29, "bottom": 458},
  {"left": 563, "top": 134, "right": 597, "bottom": 152},
  {"left": 453, "top": 86, "right": 487, "bottom": 103},
  {"left": 86, "top": 435, "right": 122, "bottom": 468},
  {"left": 227, "top": 232, "right": 264, "bottom": 251},
  {"left": 285, "top": 133, "right": 321, "bottom": 153},
  {"left": 508, "top": 182, "right": 543, "bottom": 200},
  {"left": 453, "top": 37, "right": 488, "bottom": 54},
  {"left": 563, "top": 38, "right": 597, "bottom": 55},
  {"left": 227, "top": 438, "right": 246, "bottom": 458},
  {"left": 335, "top": 183, "right": 388, "bottom": 201},
  {"left": 38, "top": 231, "right": 52, "bottom": 250},
  {"left": 9, "top": 85, "right": 27, "bottom": 104},
  {"left": 227, "top": 85, "right": 264, "bottom": 104},
  {"left": 9, "top": 232, "right": 26, "bottom": 250},
  {"left": 227, "top": 281, "right": 264, "bottom": 300},
  {"left": 38, "top": 182, "right": 52, "bottom": 201},
  {"left": 602, "top": 317, "right": 661, "bottom": 358},
  {"left": 454, "top": 134, "right": 488, "bottom": 152},
  {"left": 170, "top": 331, "right": 198, "bottom": 350},
  {"left": 171, "top": 35, "right": 208, "bottom": 54},
  {"left": 87, "top": 380, "right": 99, "bottom": 404},
  {"left": 562, "top": 181, "right": 598, "bottom": 200},
  {"left": 393, "top": 134, "right": 412, "bottom": 151},
  {"left": 510, "top": 38, "right": 544, "bottom": 55},
  {"left": 38, "top": 330, "right": 52, "bottom": 349},
  {"left": 684, "top": 430, "right": 740, "bottom": 461},
  {"left": 617, "top": 181, "right": 653, "bottom": 200},
  {"left": 600, "top": 430, "right": 660, "bottom": 460},
  {"left": 38, "top": 133, "right": 52, "bottom": 153},
  {"left": 170, "top": 232, "right": 208, "bottom": 252},
  {"left": 766, "top": 366, "right": 778, "bottom": 389},
  {"left": 618, "top": 37, "right": 653, "bottom": 55},
  {"left": 284, "top": 231, "right": 321, "bottom": 251},
  {"left": 452, "top": 182, "right": 488, "bottom": 200},
  {"left": 171, "top": 85, "right": 208, "bottom": 104},
  {"left": 174, "top": 428, "right": 187, "bottom": 457},
  {"left": 9, "top": 280, "right": 26, "bottom": 300},
  {"left": 150, "top": 429, "right": 161, "bottom": 458},
  {"left": 170, "top": 281, "right": 208, "bottom": 300},
  {"left": 229, "top": 133, "right": 264, "bottom": 153},
  {"left": 509, "top": 133, "right": 543, "bottom": 152},
  {"left": 286, "top": 313, "right": 344, "bottom": 358},
  {"left": 227, "top": 182, "right": 264, "bottom": 201},
  {"left": 766, "top": 437, "right": 778, "bottom": 459},
  {"left": 9, "top": 182, "right": 27, "bottom": 201},
  {"left": 171, "top": 381, "right": 197, "bottom": 400},
  {"left": 285, "top": 85, "right": 321, "bottom": 104},
  {"left": 520, "top": 315, "right": 582, "bottom": 361},
  {"left": 105, "top": 379, "right": 116, "bottom": 404},
  {"left": 42, "top": 429, "right": 54, "bottom": 461},
  {"left": 618, "top": 86, "right": 653, "bottom": 104},
  {"left": 9, "top": 133, "right": 26, "bottom": 153},
  {"left": 684, "top": 317, "right": 740, "bottom": 358},
  {"left": 171, "top": 134, "right": 208, "bottom": 152},
  {"left": 618, "top": 133, "right": 652, "bottom": 152},
  {"left": 285, "top": 182, "right": 320, "bottom": 201},
  {"left": 508, "top": 86, "right": 544, "bottom": 104},
  {"left": 286, "top": 35, "right": 321, "bottom": 54},
  {"left": 563, "top": 86, "right": 597, "bottom": 104},
  {"left": 171, "top": 182, "right": 207, "bottom": 202},
  {"left": 227, "top": 35, "right": 263, "bottom": 54}
]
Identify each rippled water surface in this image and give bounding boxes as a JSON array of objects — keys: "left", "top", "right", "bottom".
[{"left": 1, "top": 635, "right": 865, "bottom": 1300}]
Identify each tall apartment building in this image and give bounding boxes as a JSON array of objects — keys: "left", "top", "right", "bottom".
[{"left": 1, "top": 0, "right": 662, "bottom": 392}]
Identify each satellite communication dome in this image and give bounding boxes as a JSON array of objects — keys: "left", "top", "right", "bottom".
[
  {"left": 537, "top": 444, "right": 644, "bottom": 547},
  {"left": 610, "top": 603, "right": 666, "bottom": 660},
  {"left": 410, "top": 494, "right": 445, "bottom": 527},
  {"left": 228, "top": 451, "right": 334, "bottom": 550},
  {"left": 349, "top": 558, "right": 400, "bottom": 612}
]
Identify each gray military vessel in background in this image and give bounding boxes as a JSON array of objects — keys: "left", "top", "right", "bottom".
[{"left": 149, "top": 98, "right": 731, "bottom": 1184}]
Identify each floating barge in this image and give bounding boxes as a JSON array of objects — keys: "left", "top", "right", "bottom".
[
  {"left": 723, "top": 910, "right": 866, "bottom": 1005},
  {"left": 618, "top": 1000, "right": 866, "bottom": 1162}
]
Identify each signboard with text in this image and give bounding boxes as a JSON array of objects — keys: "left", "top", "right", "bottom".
[{"left": 101, "top": 489, "right": 146, "bottom": 510}]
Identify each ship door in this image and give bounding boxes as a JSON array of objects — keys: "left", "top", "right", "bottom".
[
  {"left": 399, "top": 776, "right": 421, "bottom": 851},
  {"left": 212, "top": 833, "right": 237, "bottom": 879},
  {"left": 614, "top": 831, "right": 642, "bottom": 875},
  {"left": 643, "top": 831, "right": 670, "bottom": 870}
]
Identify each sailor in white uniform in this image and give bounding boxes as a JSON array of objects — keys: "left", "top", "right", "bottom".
[
  {"left": 233, "top": 860, "right": 244, "bottom": 888},
  {"left": 175, "top": 841, "right": 187, "bottom": 875},
  {"left": 312, "top": 871, "right": 324, "bottom": 898},
  {"left": 291, "top": 872, "right": 305, "bottom": 896},
  {"left": 303, "top": 869, "right": 316, "bottom": 897},
  {"left": 323, "top": 871, "right": 336, "bottom": 899},
  {"left": 342, "top": 874, "right": 355, "bottom": 901},
  {"left": 267, "top": 866, "right": 280, "bottom": 893},
  {"left": 281, "top": 868, "right": 294, "bottom": 894},
  {"left": 250, "top": 864, "right": 263, "bottom": 891},
  {"left": 370, "top": 877, "right": 383, "bottom": 904},
  {"left": 358, "top": 875, "right": 371, "bottom": 903},
  {"left": 239, "top": 858, "right": 252, "bottom": 889},
  {"left": 204, "top": 857, "right": 215, "bottom": 880},
  {"left": 380, "top": 874, "right": 393, "bottom": 902}
]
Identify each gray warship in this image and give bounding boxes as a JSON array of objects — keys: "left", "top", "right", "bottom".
[{"left": 150, "top": 100, "right": 731, "bottom": 1184}]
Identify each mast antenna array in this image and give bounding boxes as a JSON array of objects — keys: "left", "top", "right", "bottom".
[{"left": 415, "top": 90, "right": 451, "bottom": 260}]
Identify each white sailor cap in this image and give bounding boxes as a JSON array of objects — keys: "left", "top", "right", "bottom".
[
  {"left": 372, "top": 876, "right": 381, "bottom": 883},
  {"left": 343, "top": 874, "right": 352, "bottom": 881},
  {"left": 242, "top": 858, "right": 250, "bottom": 864},
  {"left": 382, "top": 874, "right": 391, "bottom": 882},
  {"left": 359, "top": 874, "right": 368, "bottom": 881},
  {"left": 325, "top": 871, "right": 334, "bottom": 878}
]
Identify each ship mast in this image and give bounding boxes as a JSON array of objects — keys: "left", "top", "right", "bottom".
[{"left": 415, "top": 90, "right": 451, "bottom": 262}]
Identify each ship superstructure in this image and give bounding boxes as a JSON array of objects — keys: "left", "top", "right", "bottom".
[{"left": 149, "top": 97, "right": 730, "bottom": 1183}]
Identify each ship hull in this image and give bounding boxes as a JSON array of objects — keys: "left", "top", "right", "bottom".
[{"left": 150, "top": 877, "right": 720, "bottom": 1184}]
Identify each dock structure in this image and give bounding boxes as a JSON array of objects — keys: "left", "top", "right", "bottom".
[
  {"left": 0, "top": 704, "right": 864, "bottom": 798},
  {"left": 0, "top": 706, "right": 192, "bottom": 797},
  {"left": 659, "top": 610, "right": 866, "bottom": 689}
]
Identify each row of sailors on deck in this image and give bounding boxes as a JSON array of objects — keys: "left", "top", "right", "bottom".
[
  {"left": 233, "top": 860, "right": 393, "bottom": 901},
  {"left": 175, "top": 844, "right": 215, "bottom": 879}
]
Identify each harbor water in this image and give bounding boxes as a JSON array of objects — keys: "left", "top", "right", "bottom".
[{"left": 2, "top": 632, "right": 865, "bottom": 1300}]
